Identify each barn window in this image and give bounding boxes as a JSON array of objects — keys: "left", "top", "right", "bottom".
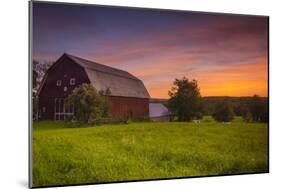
[
  {"left": 64, "top": 86, "right": 68, "bottom": 92},
  {"left": 70, "top": 78, "right": 76, "bottom": 85},
  {"left": 56, "top": 80, "right": 62, "bottom": 86},
  {"left": 54, "top": 98, "right": 74, "bottom": 120}
]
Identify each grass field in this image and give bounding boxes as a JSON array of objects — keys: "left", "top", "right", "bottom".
[{"left": 32, "top": 117, "right": 268, "bottom": 187}]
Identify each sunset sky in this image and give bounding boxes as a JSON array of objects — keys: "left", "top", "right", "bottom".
[{"left": 33, "top": 2, "right": 268, "bottom": 98}]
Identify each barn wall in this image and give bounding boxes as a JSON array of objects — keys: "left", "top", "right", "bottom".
[
  {"left": 39, "top": 96, "right": 149, "bottom": 120},
  {"left": 38, "top": 56, "right": 90, "bottom": 120},
  {"left": 109, "top": 96, "right": 149, "bottom": 119},
  {"left": 38, "top": 97, "right": 55, "bottom": 120}
]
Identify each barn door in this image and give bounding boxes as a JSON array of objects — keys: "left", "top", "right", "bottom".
[{"left": 54, "top": 98, "right": 74, "bottom": 120}]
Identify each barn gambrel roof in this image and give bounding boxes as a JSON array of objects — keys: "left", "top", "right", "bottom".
[{"left": 39, "top": 53, "right": 150, "bottom": 99}]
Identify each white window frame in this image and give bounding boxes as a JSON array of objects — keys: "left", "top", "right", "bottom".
[
  {"left": 70, "top": 78, "right": 76, "bottom": 85},
  {"left": 54, "top": 98, "right": 74, "bottom": 120},
  {"left": 56, "top": 80, "right": 62, "bottom": 86}
]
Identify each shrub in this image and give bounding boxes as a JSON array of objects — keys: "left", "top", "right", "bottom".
[
  {"left": 89, "top": 117, "right": 127, "bottom": 125},
  {"left": 242, "top": 110, "right": 253, "bottom": 122},
  {"left": 249, "top": 95, "right": 268, "bottom": 122},
  {"left": 212, "top": 102, "right": 235, "bottom": 122},
  {"left": 129, "top": 117, "right": 152, "bottom": 122},
  {"left": 193, "top": 112, "right": 203, "bottom": 120},
  {"left": 202, "top": 116, "right": 215, "bottom": 123},
  {"left": 67, "top": 84, "right": 111, "bottom": 123}
]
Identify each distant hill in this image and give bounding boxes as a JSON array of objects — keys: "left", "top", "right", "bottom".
[
  {"left": 150, "top": 96, "right": 268, "bottom": 103},
  {"left": 150, "top": 98, "right": 168, "bottom": 104}
]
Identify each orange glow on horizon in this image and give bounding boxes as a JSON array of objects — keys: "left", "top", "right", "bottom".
[
  {"left": 143, "top": 60, "right": 268, "bottom": 99},
  {"left": 148, "top": 80, "right": 268, "bottom": 98}
]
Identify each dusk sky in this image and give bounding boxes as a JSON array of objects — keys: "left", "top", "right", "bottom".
[{"left": 33, "top": 2, "right": 268, "bottom": 98}]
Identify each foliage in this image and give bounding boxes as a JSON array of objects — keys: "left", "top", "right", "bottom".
[
  {"left": 32, "top": 97, "right": 39, "bottom": 120},
  {"left": 32, "top": 120, "right": 268, "bottom": 187},
  {"left": 202, "top": 96, "right": 268, "bottom": 123},
  {"left": 67, "top": 84, "right": 111, "bottom": 123},
  {"left": 90, "top": 117, "right": 127, "bottom": 125},
  {"left": 193, "top": 112, "right": 203, "bottom": 120},
  {"left": 249, "top": 95, "right": 269, "bottom": 123},
  {"left": 168, "top": 77, "right": 203, "bottom": 121},
  {"left": 32, "top": 59, "right": 54, "bottom": 90},
  {"left": 212, "top": 102, "right": 235, "bottom": 122},
  {"left": 242, "top": 110, "right": 253, "bottom": 122},
  {"left": 33, "top": 70, "right": 38, "bottom": 90},
  {"left": 233, "top": 103, "right": 249, "bottom": 116},
  {"left": 201, "top": 116, "right": 216, "bottom": 123},
  {"left": 99, "top": 88, "right": 112, "bottom": 96}
]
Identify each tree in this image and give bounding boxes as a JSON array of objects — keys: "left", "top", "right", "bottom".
[
  {"left": 242, "top": 110, "right": 253, "bottom": 122},
  {"left": 212, "top": 102, "right": 235, "bottom": 122},
  {"left": 67, "top": 84, "right": 111, "bottom": 123},
  {"left": 234, "top": 103, "right": 248, "bottom": 116},
  {"left": 168, "top": 77, "right": 203, "bottom": 121},
  {"left": 32, "top": 59, "right": 54, "bottom": 90},
  {"left": 249, "top": 94, "right": 268, "bottom": 122},
  {"left": 32, "top": 60, "right": 39, "bottom": 120},
  {"left": 32, "top": 60, "right": 39, "bottom": 90},
  {"left": 33, "top": 70, "right": 38, "bottom": 90},
  {"left": 233, "top": 103, "right": 253, "bottom": 122}
]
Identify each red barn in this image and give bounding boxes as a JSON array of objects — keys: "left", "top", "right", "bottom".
[{"left": 37, "top": 53, "right": 150, "bottom": 120}]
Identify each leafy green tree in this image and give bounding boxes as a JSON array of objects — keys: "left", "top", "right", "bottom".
[
  {"left": 67, "top": 84, "right": 111, "bottom": 123},
  {"left": 168, "top": 77, "right": 203, "bottom": 121},
  {"left": 249, "top": 94, "right": 268, "bottom": 122},
  {"left": 212, "top": 102, "right": 235, "bottom": 122}
]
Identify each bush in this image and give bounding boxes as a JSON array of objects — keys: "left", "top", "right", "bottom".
[
  {"left": 89, "top": 117, "right": 127, "bottom": 125},
  {"left": 249, "top": 94, "right": 268, "bottom": 122},
  {"left": 67, "top": 84, "right": 111, "bottom": 123},
  {"left": 242, "top": 110, "right": 253, "bottom": 122},
  {"left": 126, "top": 117, "right": 152, "bottom": 123},
  {"left": 212, "top": 102, "right": 235, "bottom": 122},
  {"left": 202, "top": 116, "right": 215, "bottom": 123},
  {"left": 193, "top": 112, "right": 203, "bottom": 120}
]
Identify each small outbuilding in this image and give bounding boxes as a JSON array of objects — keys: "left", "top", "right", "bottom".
[{"left": 149, "top": 103, "right": 171, "bottom": 122}]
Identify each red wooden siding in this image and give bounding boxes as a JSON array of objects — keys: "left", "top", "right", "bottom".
[{"left": 109, "top": 96, "right": 149, "bottom": 118}]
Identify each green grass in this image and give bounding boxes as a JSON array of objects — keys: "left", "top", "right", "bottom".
[{"left": 32, "top": 117, "right": 268, "bottom": 187}]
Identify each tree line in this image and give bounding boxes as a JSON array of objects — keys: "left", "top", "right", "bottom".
[{"left": 167, "top": 77, "right": 268, "bottom": 123}]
